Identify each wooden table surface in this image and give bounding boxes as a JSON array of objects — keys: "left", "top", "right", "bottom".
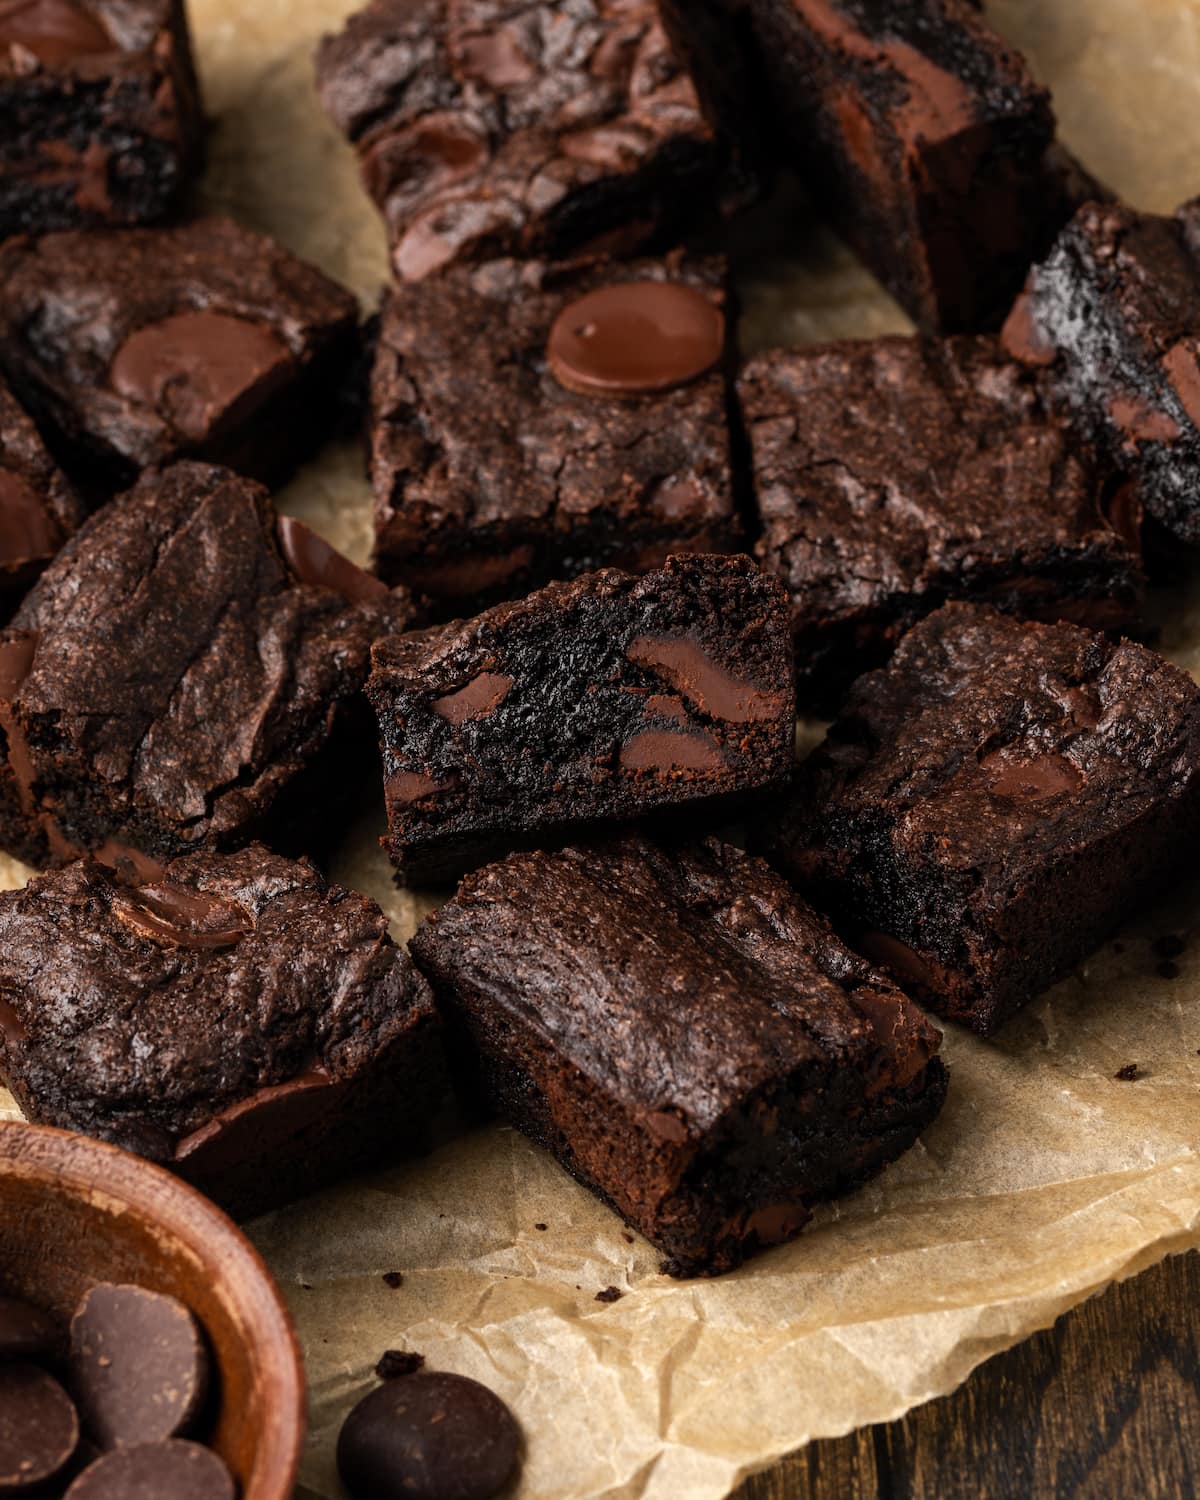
[{"left": 737, "top": 1251, "right": 1198, "bottom": 1500}]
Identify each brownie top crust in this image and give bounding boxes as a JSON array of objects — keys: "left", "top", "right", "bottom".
[
  {"left": 0, "top": 0, "right": 180, "bottom": 76},
  {"left": 0, "top": 844, "right": 434, "bottom": 1150},
  {"left": 411, "top": 835, "right": 942, "bottom": 1129},
  {"left": 0, "top": 373, "right": 81, "bottom": 597}
]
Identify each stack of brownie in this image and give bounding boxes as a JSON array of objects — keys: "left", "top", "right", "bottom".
[{"left": 0, "top": 0, "right": 1198, "bottom": 1290}]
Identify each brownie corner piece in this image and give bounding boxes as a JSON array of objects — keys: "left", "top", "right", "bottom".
[
  {"left": 368, "top": 553, "right": 795, "bottom": 884},
  {"left": 369, "top": 254, "right": 741, "bottom": 610},
  {"left": 0, "top": 844, "right": 446, "bottom": 1218},
  {"left": 0, "top": 215, "right": 359, "bottom": 491},
  {"left": 0, "top": 373, "right": 83, "bottom": 619},
  {"left": 410, "top": 834, "right": 947, "bottom": 1276},
  {"left": 764, "top": 603, "right": 1200, "bottom": 1034},
  {"left": 0, "top": 0, "right": 204, "bottom": 238}
]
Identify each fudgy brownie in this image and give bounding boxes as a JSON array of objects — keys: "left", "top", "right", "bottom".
[
  {"left": 368, "top": 553, "right": 795, "bottom": 883},
  {"left": 742, "top": 335, "right": 1144, "bottom": 707},
  {"left": 763, "top": 603, "right": 1200, "bottom": 1035},
  {"left": 0, "top": 845, "right": 446, "bottom": 1217},
  {"left": 315, "top": 0, "right": 743, "bottom": 282},
  {"left": 0, "top": 373, "right": 82, "bottom": 619},
  {"left": 659, "top": 0, "right": 1097, "bottom": 332},
  {"left": 0, "top": 216, "right": 359, "bottom": 492},
  {"left": 370, "top": 255, "right": 741, "bottom": 609},
  {"left": 1003, "top": 199, "right": 1200, "bottom": 546},
  {"left": 0, "top": 461, "right": 415, "bottom": 870},
  {"left": 0, "top": 0, "right": 203, "bottom": 238},
  {"left": 410, "top": 835, "right": 947, "bottom": 1276}
]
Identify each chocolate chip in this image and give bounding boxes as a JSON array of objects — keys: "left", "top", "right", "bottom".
[
  {"left": 69, "top": 1284, "right": 208, "bottom": 1448},
  {"left": 0, "top": 1293, "right": 62, "bottom": 1363},
  {"left": 533, "top": 1224, "right": 547, "bottom": 1232},
  {"left": 63, "top": 1440, "right": 235, "bottom": 1499},
  {"left": 0, "top": 1362, "right": 79, "bottom": 1490},
  {"left": 277, "top": 515, "right": 389, "bottom": 604},
  {"left": 0, "top": 0, "right": 113, "bottom": 68},
  {"left": 375, "top": 1350, "right": 425, "bottom": 1380},
  {"left": 381, "top": 1271, "right": 404, "bottom": 1289},
  {"left": 337, "top": 1372, "right": 521, "bottom": 1500},
  {"left": 594, "top": 1287, "right": 623, "bottom": 1304},
  {"left": 1114, "top": 1063, "right": 1142, "bottom": 1082}
]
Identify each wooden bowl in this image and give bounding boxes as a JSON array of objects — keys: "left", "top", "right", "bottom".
[{"left": 0, "top": 1121, "right": 304, "bottom": 1499}]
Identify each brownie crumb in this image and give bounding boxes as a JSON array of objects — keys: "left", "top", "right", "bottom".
[
  {"left": 382, "top": 1272, "right": 404, "bottom": 1289},
  {"left": 299, "top": 1281, "right": 313, "bottom": 1291},
  {"left": 1114, "top": 1063, "right": 1142, "bottom": 1082},
  {"left": 375, "top": 1350, "right": 425, "bottom": 1380},
  {"left": 621, "top": 1233, "right": 635, "bottom": 1244},
  {"left": 595, "top": 1287, "right": 624, "bottom": 1304},
  {"left": 1157, "top": 961, "right": 1181, "bottom": 981},
  {"left": 533, "top": 1224, "right": 547, "bottom": 1232},
  {"left": 1154, "top": 934, "right": 1187, "bottom": 959}
]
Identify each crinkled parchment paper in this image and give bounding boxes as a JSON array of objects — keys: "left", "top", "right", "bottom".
[{"left": 3, "top": 2, "right": 1199, "bottom": 1496}]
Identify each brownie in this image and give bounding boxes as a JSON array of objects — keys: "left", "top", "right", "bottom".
[
  {"left": 315, "top": 0, "right": 745, "bottom": 282},
  {"left": 0, "top": 845, "right": 446, "bottom": 1217},
  {"left": 0, "top": 460, "right": 415, "bottom": 870},
  {"left": 0, "top": 373, "right": 82, "bottom": 620},
  {"left": 0, "top": 216, "right": 360, "bottom": 492},
  {"left": 370, "top": 255, "right": 742, "bottom": 610},
  {"left": 368, "top": 553, "right": 795, "bottom": 883},
  {"left": 742, "top": 335, "right": 1144, "bottom": 707},
  {"left": 658, "top": 0, "right": 1098, "bottom": 332},
  {"left": 763, "top": 603, "right": 1200, "bottom": 1035},
  {"left": 410, "top": 834, "right": 947, "bottom": 1276},
  {"left": 1003, "top": 198, "right": 1200, "bottom": 547}
]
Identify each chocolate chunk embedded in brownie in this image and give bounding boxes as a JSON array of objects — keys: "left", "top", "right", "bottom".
[
  {"left": 0, "top": 216, "right": 359, "bottom": 492},
  {"left": 370, "top": 256, "right": 741, "bottom": 610},
  {"left": 367, "top": 553, "right": 795, "bottom": 884},
  {"left": 410, "top": 835, "right": 947, "bottom": 1277},
  {"left": 763, "top": 603, "right": 1200, "bottom": 1035},
  {"left": 0, "top": 461, "right": 414, "bottom": 869},
  {"left": 742, "top": 335, "right": 1144, "bottom": 708},
  {"left": 659, "top": 0, "right": 1098, "bottom": 332},
  {"left": 1003, "top": 199, "right": 1200, "bottom": 546},
  {"left": 0, "top": 374, "right": 82, "bottom": 620},
  {"left": 315, "top": 0, "right": 747, "bottom": 282},
  {"left": 0, "top": 0, "right": 203, "bottom": 238},
  {"left": 0, "top": 845, "right": 446, "bottom": 1217}
]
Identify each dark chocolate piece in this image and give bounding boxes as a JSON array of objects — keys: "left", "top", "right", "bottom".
[
  {"left": 0, "top": 1362, "right": 79, "bottom": 1490},
  {"left": 0, "top": 1293, "right": 61, "bottom": 1364},
  {"left": 0, "top": 0, "right": 203, "bottom": 239},
  {"left": 0, "top": 373, "right": 81, "bottom": 618},
  {"left": 367, "top": 554, "right": 795, "bottom": 883},
  {"left": 741, "top": 335, "right": 1143, "bottom": 706},
  {"left": 0, "top": 217, "right": 359, "bottom": 491},
  {"left": 337, "top": 1372, "right": 521, "bottom": 1500},
  {"left": 369, "top": 256, "right": 740, "bottom": 611},
  {"left": 0, "top": 462, "right": 414, "bottom": 869},
  {"left": 316, "top": 0, "right": 746, "bottom": 281},
  {"left": 410, "top": 835, "right": 947, "bottom": 1276},
  {"left": 763, "top": 603, "right": 1200, "bottom": 1034},
  {"left": 63, "top": 1441, "right": 235, "bottom": 1500},
  {"left": 0, "top": 844, "right": 446, "bottom": 1218}
]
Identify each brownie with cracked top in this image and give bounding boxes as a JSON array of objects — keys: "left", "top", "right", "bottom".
[
  {"left": 0, "top": 844, "right": 446, "bottom": 1217},
  {"left": 743, "top": 335, "right": 1144, "bottom": 707},
  {"left": 0, "top": 372, "right": 82, "bottom": 620},
  {"left": 763, "top": 603, "right": 1200, "bottom": 1035},
  {"left": 370, "top": 255, "right": 741, "bottom": 610},
  {"left": 315, "top": 0, "right": 746, "bottom": 282},
  {"left": 0, "top": 460, "right": 415, "bottom": 870},
  {"left": 367, "top": 553, "right": 795, "bottom": 884},
  {"left": 1003, "top": 199, "right": 1200, "bottom": 547},
  {"left": 658, "top": 0, "right": 1099, "bottom": 332},
  {"left": 0, "top": 0, "right": 203, "bottom": 238},
  {"left": 0, "top": 216, "right": 359, "bottom": 492},
  {"left": 410, "top": 834, "right": 947, "bottom": 1277}
]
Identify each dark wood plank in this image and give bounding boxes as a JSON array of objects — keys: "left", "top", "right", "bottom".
[{"left": 739, "top": 1251, "right": 1199, "bottom": 1500}]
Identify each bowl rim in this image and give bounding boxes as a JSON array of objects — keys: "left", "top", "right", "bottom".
[{"left": 0, "top": 1119, "right": 305, "bottom": 1499}]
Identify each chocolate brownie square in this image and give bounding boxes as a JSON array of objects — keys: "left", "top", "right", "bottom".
[
  {"left": 316, "top": 0, "right": 744, "bottom": 282},
  {"left": 1003, "top": 199, "right": 1200, "bottom": 546},
  {"left": 0, "top": 216, "right": 359, "bottom": 492},
  {"left": 764, "top": 603, "right": 1200, "bottom": 1035},
  {"left": 367, "top": 554, "right": 795, "bottom": 884},
  {"left": 370, "top": 255, "right": 741, "bottom": 609},
  {"left": 0, "top": 373, "right": 82, "bottom": 620},
  {"left": 410, "top": 834, "right": 947, "bottom": 1276},
  {"left": 0, "top": 460, "right": 415, "bottom": 870},
  {"left": 659, "top": 0, "right": 1097, "bottom": 332},
  {"left": 0, "top": 845, "right": 446, "bottom": 1218},
  {"left": 742, "top": 335, "right": 1144, "bottom": 707},
  {"left": 0, "top": 0, "right": 203, "bottom": 237}
]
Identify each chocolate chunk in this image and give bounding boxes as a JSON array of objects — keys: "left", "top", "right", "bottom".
[
  {"left": 547, "top": 282, "right": 724, "bottom": 397},
  {"left": 626, "top": 636, "right": 785, "bottom": 722},
  {"left": 63, "top": 1441, "right": 235, "bottom": 1500},
  {"left": 277, "top": 515, "right": 389, "bottom": 605},
  {"left": 0, "top": 1293, "right": 61, "bottom": 1363},
  {"left": 337, "top": 1372, "right": 521, "bottom": 1500},
  {"left": 381, "top": 1272, "right": 404, "bottom": 1290},
  {"left": 0, "top": 0, "right": 112, "bottom": 68},
  {"left": 109, "top": 877, "right": 254, "bottom": 951},
  {"left": 69, "top": 1284, "right": 208, "bottom": 1449},
  {"left": 433, "top": 674, "right": 513, "bottom": 727},
  {"left": 979, "top": 749, "right": 1083, "bottom": 800},
  {"left": 0, "top": 470, "right": 56, "bottom": 572},
  {"left": 0, "top": 1362, "right": 79, "bottom": 1491},
  {"left": 375, "top": 1350, "right": 424, "bottom": 1380}
]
